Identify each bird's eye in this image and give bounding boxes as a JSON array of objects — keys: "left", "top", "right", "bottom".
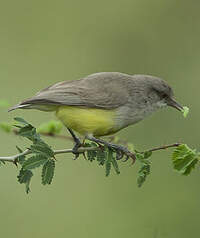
[{"left": 160, "top": 92, "right": 168, "bottom": 99}]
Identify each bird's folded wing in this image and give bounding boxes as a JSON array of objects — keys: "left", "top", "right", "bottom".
[{"left": 19, "top": 73, "right": 131, "bottom": 109}]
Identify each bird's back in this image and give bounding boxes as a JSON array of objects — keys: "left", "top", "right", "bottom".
[{"left": 10, "top": 72, "right": 134, "bottom": 111}]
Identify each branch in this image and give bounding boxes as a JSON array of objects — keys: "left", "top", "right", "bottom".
[
  {"left": 11, "top": 129, "right": 182, "bottom": 152},
  {"left": 147, "top": 143, "right": 181, "bottom": 152},
  {"left": 0, "top": 147, "right": 101, "bottom": 163},
  {"left": 0, "top": 143, "right": 181, "bottom": 163},
  {"left": 0, "top": 117, "right": 194, "bottom": 192}
]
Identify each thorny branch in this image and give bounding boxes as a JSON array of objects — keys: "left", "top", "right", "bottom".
[{"left": 0, "top": 143, "right": 181, "bottom": 163}]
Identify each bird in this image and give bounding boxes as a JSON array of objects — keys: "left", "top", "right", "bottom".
[{"left": 9, "top": 72, "right": 183, "bottom": 161}]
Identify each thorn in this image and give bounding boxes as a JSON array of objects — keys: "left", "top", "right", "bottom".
[
  {"left": 73, "top": 153, "right": 80, "bottom": 160},
  {"left": 13, "top": 160, "right": 18, "bottom": 167},
  {"left": 53, "top": 156, "right": 57, "bottom": 161},
  {"left": 82, "top": 152, "right": 87, "bottom": 160}
]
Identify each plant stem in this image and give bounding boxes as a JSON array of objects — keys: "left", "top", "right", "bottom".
[
  {"left": 0, "top": 143, "right": 181, "bottom": 163},
  {"left": 0, "top": 147, "right": 101, "bottom": 163},
  {"left": 147, "top": 143, "right": 181, "bottom": 152}
]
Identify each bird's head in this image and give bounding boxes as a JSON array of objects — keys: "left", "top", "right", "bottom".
[
  {"left": 133, "top": 75, "right": 183, "bottom": 112},
  {"left": 150, "top": 77, "right": 183, "bottom": 112}
]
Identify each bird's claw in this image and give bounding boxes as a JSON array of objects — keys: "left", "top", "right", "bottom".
[
  {"left": 72, "top": 142, "right": 82, "bottom": 160},
  {"left": 116, "top": 150, "right": 123, "bottom": 160},
  {"left": 105, "top": 143, "right": 136, "bottom": 164}
]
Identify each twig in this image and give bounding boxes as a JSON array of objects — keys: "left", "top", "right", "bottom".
[
  {"left": 0, "top": 143, "right": 182, "bottom": 164},
  {"left": 0, "top": 149, "right": 31, "bottom": 162},
  {"left": 0, "top": 147, "right": 101, "bottom": 163},
  {"left": 10, "top": 128, "right": 182, "bottom": 150},
  {"left": 147, "top": 143, "right": 181, "bottom": 152}
]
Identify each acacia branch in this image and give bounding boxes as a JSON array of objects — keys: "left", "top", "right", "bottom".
[
  {"left": 0, "top": 147, "right": 101, "bottom": 163},
  {"left": 0, "top": 143, "right": 181, "bottom": 163},
  {"left": 147, "top": 143, "right": 181, "bottom": 152}
]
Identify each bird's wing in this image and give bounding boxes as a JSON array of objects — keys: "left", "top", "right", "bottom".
[{"left": 19, "top": 72, "right": 132, "bottom": 109}]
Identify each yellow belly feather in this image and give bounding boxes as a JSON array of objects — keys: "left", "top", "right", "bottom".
[{"left": 56, "top": 106, "right": 118, "bottom": 136}]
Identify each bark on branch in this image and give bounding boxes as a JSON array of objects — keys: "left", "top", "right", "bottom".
[{"left": 0, "top": 143, "right": 181, "bottom": 163}]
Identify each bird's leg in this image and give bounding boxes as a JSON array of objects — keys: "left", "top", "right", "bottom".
[
  {"left": 86, "top": 135, "right": 136, "bottom": 163},
  {"left": 67, "top": 128, "right": 82, "bottom": 159}
]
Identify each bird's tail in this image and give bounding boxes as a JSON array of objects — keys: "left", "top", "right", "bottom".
[
  {"left": 8, "top": 104, "right": 32, "bottom": 112},
  {"left": 8, "top": 103, "right": 58, "bottom": 112}
]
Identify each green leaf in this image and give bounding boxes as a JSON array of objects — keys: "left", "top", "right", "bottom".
[
  {"left": 85, "top": 142, "right": 98, "bottom": 162},
  {"left": 0, "top": 160, "right": 5, "bottom": 166},
  {"left": 14, "top": 118, "right": 42, "bottom": 142},
  {"left": 182, "top": 106, "right": 189, "bottom": 118},
  {"left": 87, "top": 150, "right": 97, "bottom": 162},
  {"left": 105, "top": 148, "right": 112, "bottom": 177},
  {"left": 144, "top": 151, "right": 152, "bottom": 159},
  {"left": 14, "top": 117, "right": 29, "bottom": 125},
  {"left": 0, "top": 122, "right": 12, "bottom": 133},
  {"left": 135, "top": 152, "right": 145, "bottom": 161},
  {"left": 22, "top": 154, "right": 48, "bottom": 170},
  {"left": 42, "top": 159, "right": 55, "bottom": 185},
  {"left": 17, "top": 169, "right": 33, "bottom": 194},
  {"left": 137, "top": 160, "right": 151, "bottom": 187},
  {"left": 96, "top": 150, "right": 106, "bottom": 165},
  {"left": 37, "top": 120, "right": 63, "bottom": 134},
  {"left": 16, "top": 146, "right": 26, "bottom": 165},
  {"left": 30, "top": 141, "right": 54, "bottom": 158},
  {"left": 17, "top": 125, "right": 41, "bottom": 142},
  {"left": 172, "top": 144, "right": 199, "bottom": 175},
  {"left": 111, "top": 156, "right": 120, "bottom": 174}
]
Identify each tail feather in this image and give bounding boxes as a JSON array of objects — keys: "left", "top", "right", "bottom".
[
  {"left": 8, "top": 103, "right": 57, "bottom": 112},
  {"left": 8, "top": 104, "right": 31, "bottom": 112}
]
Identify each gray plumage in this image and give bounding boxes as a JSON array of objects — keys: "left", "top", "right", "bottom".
[{"left": 9, "top": 72, "right": 173, "bottom": 112}]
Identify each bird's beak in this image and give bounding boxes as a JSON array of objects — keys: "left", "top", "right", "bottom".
[{"left": 167, "top": 97, "right": 183, "bottom": 112}]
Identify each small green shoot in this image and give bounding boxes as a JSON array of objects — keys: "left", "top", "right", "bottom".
[{"left": 182, "top": 106, "right": 189, "bottom": 118}]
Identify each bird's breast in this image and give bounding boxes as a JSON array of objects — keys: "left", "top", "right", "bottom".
[
  {"left": 114, "top": 102, "right": 163, "bottom": 128},
  {"left": 56, "top": 106, "right": 120, "bottom": 136}
]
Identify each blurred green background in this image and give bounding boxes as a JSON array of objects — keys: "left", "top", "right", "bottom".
[{"left": 0, "top": 0, "right": 200, "bottom": 237}]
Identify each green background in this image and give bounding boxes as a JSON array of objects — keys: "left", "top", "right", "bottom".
[{"left": 1, "top": 0, "right": 199, "bottom": 237}]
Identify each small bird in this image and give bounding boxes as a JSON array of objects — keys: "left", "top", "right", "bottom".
[{"left": 9, "top": 72, "right": 183, "bottom": 160}]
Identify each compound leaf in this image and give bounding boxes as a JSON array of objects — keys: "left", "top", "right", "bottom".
[
  {"left": 17, "top": 169, "right": 33, "bottom": 194},
  {"left": 105, "top": 148, "right": 112, "bottom": 177},
  {"left": 22, "top": 154, "right": 48, "bottom": 170},
  {"left": 16, "top": 146, "right": 26, "bottom": 165},
  {"left": 111, "top": 157, "right": 120, "bottom": 174},
  {"left": 30, "top": 141, "right": 54, "bottom": 158},
  {"left": 14, "top": 117, "right": 29, "bottom": 125},
  {"left": 137, "top": 160, "right": 151, "bottom": 187},
  {"left": 172, "top": 144, "right": 199, "bottom": 175},
  {"left": 96, "top": 150, "right": 106, "bottom": 165},
  {"left": 42, "top": 159, "right": 55, "bottom": 185}
]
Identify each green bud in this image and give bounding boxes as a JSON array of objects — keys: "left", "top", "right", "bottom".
[{"left": 182, "top": 106, "right": 189, "bottom": 118}]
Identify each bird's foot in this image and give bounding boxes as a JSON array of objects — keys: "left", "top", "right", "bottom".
[
  {"left": 72, "top": 139, "right": 82, "bottom": 159},
  {"left": 86, "top": 135, "right": 136, "bottom": 164},
  {"left": 67, "top": 128, "right": 82, "bottom": 159}
]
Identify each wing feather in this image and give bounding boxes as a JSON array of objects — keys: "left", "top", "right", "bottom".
[{"left": 19, "top": 72, "right": 133, "bottom": 109}]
